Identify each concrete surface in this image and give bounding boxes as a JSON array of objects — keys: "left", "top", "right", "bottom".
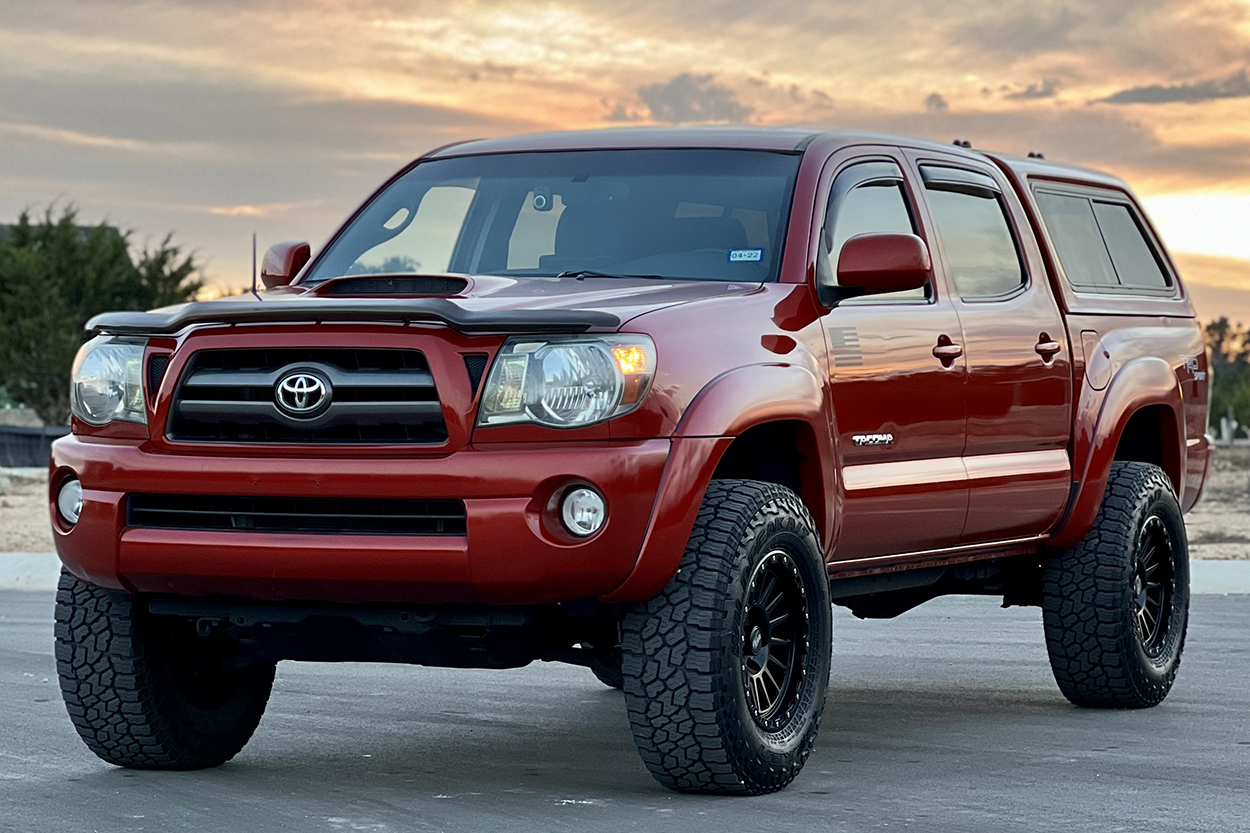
[
  {"left": 2, "top": 590, "right": 1248, "bottom": 832},
  {"left": 0, "top": 553, "right": 62, "bottom": 592}
]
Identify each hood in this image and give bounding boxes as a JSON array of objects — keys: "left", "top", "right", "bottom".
[
  {"left": 85, "top": 275, "right": 763, "bottom": 337},
  {"left": 401, "top": 274, "right": 762, "bottom": 324}
]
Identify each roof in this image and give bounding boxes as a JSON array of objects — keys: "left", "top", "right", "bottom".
[
  {"left": 983, "top": 151, "right": 1129, "bottom": 191},
  {"left": 427, "top": 126, "right": 985, "bottom": 159},
  {"left": 427, "top": 126, "right": 820, "bottom": 156},
  {"left": 424, "top": 126, "right": 1123, "bottom": 189}
]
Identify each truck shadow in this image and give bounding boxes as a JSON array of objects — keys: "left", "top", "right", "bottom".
[{"left": 75, "top": 672, "right": 1097, "bottom": 803}]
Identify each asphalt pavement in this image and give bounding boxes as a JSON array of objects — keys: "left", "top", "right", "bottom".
[{"left": 2, "top": 590, "right": 1248, "bottom": 832}]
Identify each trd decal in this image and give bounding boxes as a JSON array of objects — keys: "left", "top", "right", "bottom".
[
  {"left": 828, "top": 327, "right": 863, "bottom": 367},
  {"left": 852, "top": 433, "right": 894, "bottom": 446}
]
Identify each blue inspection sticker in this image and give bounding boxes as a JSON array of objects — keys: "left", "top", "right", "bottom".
[{"left": 728, "top": 248, "right": 764, "bottom": 263}]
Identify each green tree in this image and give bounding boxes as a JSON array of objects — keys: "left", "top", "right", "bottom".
[
  {"left": 136, "top": 234, "right": 204, "bottom": 309},
  {"left": 0, "top": 205, "right": 203, "bottom": 425},
  {"left": 1205, "top": 316, "right": 1250, "bottom": 434}
]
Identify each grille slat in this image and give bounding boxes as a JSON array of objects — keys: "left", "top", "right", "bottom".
[
  {"left": 168, "top": 348, "right": 448, "bottom": 445},
  {"left": 128, "top": 494, "right": 467, "bottom": 535}
]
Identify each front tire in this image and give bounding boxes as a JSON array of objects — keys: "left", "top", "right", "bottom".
[
  {"left": 1042, "top": 462, "right": 1189, "bottom": 708},
  {"left": 55, "top": 570, "right": 275, "bottom": 769},
  {"left": 622, "top": 480, "right": 832, "bottom": 794}
]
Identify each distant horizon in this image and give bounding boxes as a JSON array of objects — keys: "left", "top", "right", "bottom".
[{"left": 3, "top": 1, "right": 1248, "bottom": 317}]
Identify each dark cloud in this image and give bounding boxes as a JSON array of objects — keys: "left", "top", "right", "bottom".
[
  {"left": 637, "top": 73, "right": 753, "bottom": 123},
  {"left": 955, "top": 7, "right": 1082, "bottom": 55},
  {"left": 924, "top": 93, "right": 949, "bottom": 113},
  {"left": 949, "top": 1, "right": 1249, "bottom": 79},
  {"left": 0, "top": 73, "right": 535, "bottom": 153},
  {"left": 0, "top": 71, "right": 539, "bottom": 283},
  {"left": 602, "top": 101, "right": 642, "bottom": 122},
  {"left": 832, "top": 104, "right": 1250, "bottom": 189},
  {"left": 1005, "top": 80, "right": 1060, "bottom": 100},
  {"left": 1096, "top": 69, "right": 1250, "bottom": 104}
]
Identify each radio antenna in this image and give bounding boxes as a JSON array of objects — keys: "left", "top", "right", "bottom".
[{"left": 251, "top": 232, "right": 260, "bottom": 299}]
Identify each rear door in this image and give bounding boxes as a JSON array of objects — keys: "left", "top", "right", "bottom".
[
  {"left": 817, "top": 149, "right": 969, "bottom": 561},
  {"left": 906, "top": 150, "right": 1073, "bottom": 542}
]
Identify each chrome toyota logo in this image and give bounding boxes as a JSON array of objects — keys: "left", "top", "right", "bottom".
[{"left": 275, "top": 371, "right": 331, "bottom": 417}]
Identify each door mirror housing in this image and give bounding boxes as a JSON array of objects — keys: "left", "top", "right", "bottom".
[
  {"left": 260, "top": 241, "right": 311, "bottom": 288},
  {"left": 827, "top": 233, "right": 931, "bottom": 303}
]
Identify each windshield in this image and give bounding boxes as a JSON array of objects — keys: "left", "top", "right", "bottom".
[{"left": 304, "top": 149, "right": 801, "bottom": 284}]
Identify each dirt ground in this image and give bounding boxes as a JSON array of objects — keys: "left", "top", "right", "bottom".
[
  {"left": 3, "top": 451, "right": 1248, "bottom": 558},
  {"left": 0, "top": 469, "right": 54, "bottom": 553},
  {"left": 1182, "top": 446, "right": 1250, "bottom": 560}
]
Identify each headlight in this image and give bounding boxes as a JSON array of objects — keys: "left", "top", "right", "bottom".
[
  {"left": 70, "top": 337, "right": 147, "bottom": 426},
  {"left": 477, "top": 335, "right": 656, "bottom": 428}
]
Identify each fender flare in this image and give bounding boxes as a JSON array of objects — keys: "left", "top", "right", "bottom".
[
  {"left": 602, "top": 363, "right": 836, "bottom": 603},
  {"left": 673, "top": 363, "right": 826, "bottom": 439},
  {"left": 1050, "top": 357, "right": 1185, "bottom": 548}
]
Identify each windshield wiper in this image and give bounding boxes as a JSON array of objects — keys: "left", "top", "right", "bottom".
[{"left": 555, "top": 270, "right": 665, "bottom": 280}]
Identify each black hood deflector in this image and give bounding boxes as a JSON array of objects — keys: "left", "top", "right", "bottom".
[{"left": 86, "top": 298, "right": 621, "bottom": 337}]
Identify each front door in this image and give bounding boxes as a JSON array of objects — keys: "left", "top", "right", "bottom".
[
  {"left": 818, "top": 151, "right": 968, "bottom": 561},
  {"left": 908, "top": 152, "right": 1073, "bottom": 542}
]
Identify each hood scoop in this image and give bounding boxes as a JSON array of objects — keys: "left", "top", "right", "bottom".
[{"left": 315, "top": 274, "right": 470, "bottom": 297}]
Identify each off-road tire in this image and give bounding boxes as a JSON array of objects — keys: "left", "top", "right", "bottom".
[
  {"left": 55, "top": 570, "right": 275, "bottom": 769},
  {"left": 1042, "top": 462, "right": 1189, "bottom": 708},
  {"left": 622, "top": 480, "right": 832, "bottom": 794}
]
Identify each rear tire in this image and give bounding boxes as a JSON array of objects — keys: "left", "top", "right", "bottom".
[
  {"left": 1042, "top": 462, "right": 1189, "bottom": 708},
  {"left": 622, "top": 480, "right": 832, "bottom": 794},
  {"left": 55, "top": 570, "right": 275, "bottom": 769}
]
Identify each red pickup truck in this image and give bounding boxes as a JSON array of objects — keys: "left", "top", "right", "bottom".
[{"left": 51, "top": 128, "right": 1209, "bottom": 794}]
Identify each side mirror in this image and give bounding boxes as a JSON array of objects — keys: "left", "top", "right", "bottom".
[
  {"left": 832, "top": 233, "right": 931, "bottom": 300},
  {"left": 260, "top": 241, "right": 311, "bottom": 288}
]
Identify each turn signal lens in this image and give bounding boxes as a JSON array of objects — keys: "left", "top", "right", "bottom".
[{"left": 612, "top": 345, "right": 648, "bottom": 375}]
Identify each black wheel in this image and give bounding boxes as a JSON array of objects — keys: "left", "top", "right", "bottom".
[
  {"left": 622, "top": 480, "right": 832, "bottom": 794},
  {"left": 1042, "top": 462, "right": 1189, "bottom": 708},
  {"left": 54, "top": 570, "right": 275, "bottom": 769}
]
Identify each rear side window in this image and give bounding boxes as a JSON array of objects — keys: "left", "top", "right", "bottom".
[
  {"left": 1091, "top": 202, "right": 1171, "bottom": 289},
  {"left": 1034, "top": 188, "right": 1173, "bottom": 294},
  {"left": 925, "top": 188, "right": 1025, "bottom": 300},
  {"left": 1032, "top": 193, "right": 1118, "bottom": 288}
]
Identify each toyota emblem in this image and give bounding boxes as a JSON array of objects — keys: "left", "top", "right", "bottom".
[{"left": 275, "top": 371, "right": 331, "bottom": 417}]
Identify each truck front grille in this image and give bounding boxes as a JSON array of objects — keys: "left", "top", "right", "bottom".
[
  {"left": 167, "top": 348, "right": 448, "bottom": 444},
  {"left": 127, "top": 494, "right": 467, "bottom": 535}
]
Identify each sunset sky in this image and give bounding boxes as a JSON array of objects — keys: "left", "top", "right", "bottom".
[{"left": 1, "top": 0, "right": 1248, "bottom": 318}]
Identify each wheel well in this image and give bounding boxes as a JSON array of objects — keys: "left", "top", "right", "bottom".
[
  {"left": 1114, "top": 405, "right": 1182, "bottom": 494},
  {"left": 711, "top": 420, "right": 827, "bottom": 539}
]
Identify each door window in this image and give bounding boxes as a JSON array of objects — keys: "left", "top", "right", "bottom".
[
  {"left": 820, "top": 162, "right": 926, "bottom": 302},
  {"left": 925, "top": 181, "right": 1025, "bottom": 300}
]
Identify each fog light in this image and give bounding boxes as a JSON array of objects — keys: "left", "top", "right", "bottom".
[
  {"left": 57, "top": 478, "right": 83, "bottom": 525},
  {"left": 560, "top": 487, "right": 605, "bottom": 537}
]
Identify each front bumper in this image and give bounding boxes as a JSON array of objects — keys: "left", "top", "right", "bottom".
[{"left": 51, "top": 435, "right": 675, "bottom": 605}]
